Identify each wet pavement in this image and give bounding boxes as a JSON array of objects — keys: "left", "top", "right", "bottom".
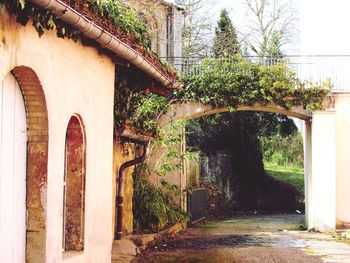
[{"left": 131, "top": 214, "right": 350, "bottom": 263}]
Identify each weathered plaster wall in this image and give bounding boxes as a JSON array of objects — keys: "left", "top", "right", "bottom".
[
  {"left": 308, "top": 94, "right": 350, "bottom": 230},
  {"left": 113, "top": 141, "right": 135, "bottom": 236},
  {"left": 1, "top": 11, "right": 114, "bottom": 263}
]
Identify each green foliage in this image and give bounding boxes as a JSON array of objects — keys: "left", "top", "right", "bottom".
[
  {"left": 265, "top": 31, "right": 284, "bottom": 58},
  {"left": 264, "top": 162, "right": 304, "bottom": 192},
  {"left": 149, "top": 120, "right": 198, "bottom": 178},
  {"left": 114, "top": 87, "right": 169, "bottom": 135},
  {"left": 187, "top": 112, "right": 297, "bottom": 151},
  {"left": 0, "top": 0, "right": 80, "bottom": 40},
  {"left": 178, "top": 56, "right": 330, "bottom": 112},
  {"left": 1, "top": 0, "right": 150, "bottom": 47},
  {"left": 133, "top": 174, "right": 188, "bottom": 232},
  {"left": 260, "top": 132, "right": 304, "bottom": 168},
  {"left": 88, "top": 0, "right": 150, "bottom": 48},
  {"left": 213, "top": 9, "right": 240, "bottom": 57},
  {"left": 116, "top": 55, "right": 329, "bottom": 136}
]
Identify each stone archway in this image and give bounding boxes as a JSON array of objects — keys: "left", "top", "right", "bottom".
[
  {"left": 158, "top": 101, "right": 311, "bottom": 124},
  {"left": 11, "top": 66, "right": 49, "bottom": 262},
  {"left": 149, "top": 100, "right": 312, "bottom": 218}
]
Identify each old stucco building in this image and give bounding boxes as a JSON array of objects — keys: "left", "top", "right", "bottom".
[
  {"left": 0, "top": 0, "right": 180, "bottom": 262},
  {"left": 120, "top": 0, "right": 183, "bottom": 59}
]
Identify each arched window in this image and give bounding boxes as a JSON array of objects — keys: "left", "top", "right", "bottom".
[{"left": 63, "top": 115, "right": 86, "bottom": 251}]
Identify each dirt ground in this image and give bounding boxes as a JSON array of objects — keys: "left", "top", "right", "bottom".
[{"left": 131, "top": 214, "right": 350, "bottom": 263}]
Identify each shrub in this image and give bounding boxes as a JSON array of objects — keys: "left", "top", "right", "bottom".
[
  {"left": 133, "top": 175, "right": 188, "bottom": 233},
  {"left": 259, "top": 132, "right": 304, "bottom": 168}
]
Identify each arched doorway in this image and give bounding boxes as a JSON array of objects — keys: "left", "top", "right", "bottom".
[
  {"left": 0, "top": 73, "right": 27, "bottom": 262},
  {"left": 9, "top": 66, "right": 49, "bottom": 262},
  {"left": 63, "top": 115, "right": 86, "bottom": 252},
  {"left": 152, "top": 101, "right": 312, "bottom": 226}
]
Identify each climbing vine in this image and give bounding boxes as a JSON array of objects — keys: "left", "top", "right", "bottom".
[
  {"left": 0, "top": 0, "right": 81, "bottom": 40},
  {"left": 0, "top": 0, "right": 149, "bottom": 45},
  {"left": 115, "top": 55, "right": 331, "bottom": 136},
  {"left": 177, "top": 56, "right": 330, "bottom": 111}
]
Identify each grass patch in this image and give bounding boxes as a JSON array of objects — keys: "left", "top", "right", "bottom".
[
  {"left": 198, "top": 222, "right": 218, "bottom": 229},
  {"left": 264, "top": 162, "right": 304, "bottom": 192}
]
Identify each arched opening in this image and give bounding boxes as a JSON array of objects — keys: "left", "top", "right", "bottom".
[
  {"left": 10, "top": 66, "right": 49, "bottom": 262},
  {"left": 154, "top": 101, "right": 311, "bottom": 229},
  {"left": 186, "top": 111, "right": 306, "bottom": 218},
  {"left": 63, "top": 115, "right": 86, "bottom": 252}
]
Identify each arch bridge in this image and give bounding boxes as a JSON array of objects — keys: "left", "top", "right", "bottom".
[{"left": 156, "top": 55, "right": 350, "bottom": 231}]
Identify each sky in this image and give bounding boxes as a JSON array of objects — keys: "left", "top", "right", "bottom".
[
  {"left": 201, "top": 0, "right": 300, "bottom": 54},
  {"left": 299, "top": 0, "right": 350, "bottom": 55},
  {"left": 203, "top": 0, "right": 350, "bottom": 55}
]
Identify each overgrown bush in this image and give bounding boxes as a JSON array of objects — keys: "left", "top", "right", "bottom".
[
  {"left": 177, "top": 56, "right": 330, "bottom": 111},
  {"left": 259, "top": 132, "right": 304, "bottom": 168},
  {"left": 133, "top": 175, "right": 188, "bottom": 233},
  {"left": 116, "top": 55, "right": 330, "bottom": 136}
]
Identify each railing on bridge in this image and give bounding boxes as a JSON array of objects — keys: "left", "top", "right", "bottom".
[{"left": 167, "top": 55, "right": 350, "bottom": 91}]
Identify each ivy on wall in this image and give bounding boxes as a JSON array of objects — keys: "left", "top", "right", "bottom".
[
  {"left": 0, "top": 0, "right": 150, "bottom": 45},
  {"left": 0, "top": 0, "right": 81, "bottom": 40},
  {"left": 177, "top": 56, "right": 330, "bottom": 111},
  {"left": 116, "top": 55, "right": 331, "bottom": 136}
]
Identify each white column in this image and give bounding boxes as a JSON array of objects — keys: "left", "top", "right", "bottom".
[
  {"left": 334, "top": 93, "right": 350, "bottom": 227},
  {"left": 311, "top": 111, "right": 336, "bottom": 230},
  {"left": 304, "top": 120, "right": 313, "bottom": 229}
]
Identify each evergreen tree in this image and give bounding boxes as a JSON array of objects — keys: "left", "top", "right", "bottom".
[{"left": 212, "top": 9, "right": 240, "bottom": 57}]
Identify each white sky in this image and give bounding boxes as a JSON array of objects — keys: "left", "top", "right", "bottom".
[
  {"left": 300, "top": 0, "right": 350, "bottom": 55},
  {"left": 204, "top": 0, "right": 350, "bottom": 55}
]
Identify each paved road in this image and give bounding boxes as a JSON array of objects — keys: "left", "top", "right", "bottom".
[{"left": 132, "top": 214, "right": 350, "bottom": 263}]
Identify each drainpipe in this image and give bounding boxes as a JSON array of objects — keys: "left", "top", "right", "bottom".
[
  {"left": 29, "top": 0, "right": 181, "bottom": 89},
  {"left": 115, "top": 129, "right": 152, "bottom": 240}
]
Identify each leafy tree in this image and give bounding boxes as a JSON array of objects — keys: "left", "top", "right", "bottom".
[
  {"left": 266, "top": 30, "right": 284, "bottom": 58},
  {"left": 212, "top": 9, "right": 240, "bottom": 57}
]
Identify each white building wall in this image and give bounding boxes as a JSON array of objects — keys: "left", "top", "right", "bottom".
[
  {"left": 1, "top": 12, "right": 114, "bottom": 263},
  {"left": 334, "top": 94, "right": 350, "bottom": 228},
  {"left": 311, "top": 111, "right": 336, "bottom": 230}
]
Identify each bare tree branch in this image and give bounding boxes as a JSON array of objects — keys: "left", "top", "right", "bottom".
[{"left": 243, "top": 0, "right": 298, "bottom": 56}]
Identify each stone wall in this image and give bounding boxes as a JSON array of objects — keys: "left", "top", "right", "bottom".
[
  {"left": 187, "top": 151, "right": 236, "bottom": 216},
  {"left": 199, "top": 151, "right": 234, "bottom": 202}
]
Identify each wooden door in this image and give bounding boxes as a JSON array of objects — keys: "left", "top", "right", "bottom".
[{"left": 0, "top": 73, "right": 27, "bottom": 262}]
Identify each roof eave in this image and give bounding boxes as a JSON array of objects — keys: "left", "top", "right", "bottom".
[{"left": 29, "top": 0, "right": 180, "bottom": 90}]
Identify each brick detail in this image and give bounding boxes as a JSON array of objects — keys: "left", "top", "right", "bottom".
[
  {"left": 12, "top": 66, "right": 48, "bottom": 142},
  {"left": 11, "top": 66, "right": 48, "bottom": 263}
]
